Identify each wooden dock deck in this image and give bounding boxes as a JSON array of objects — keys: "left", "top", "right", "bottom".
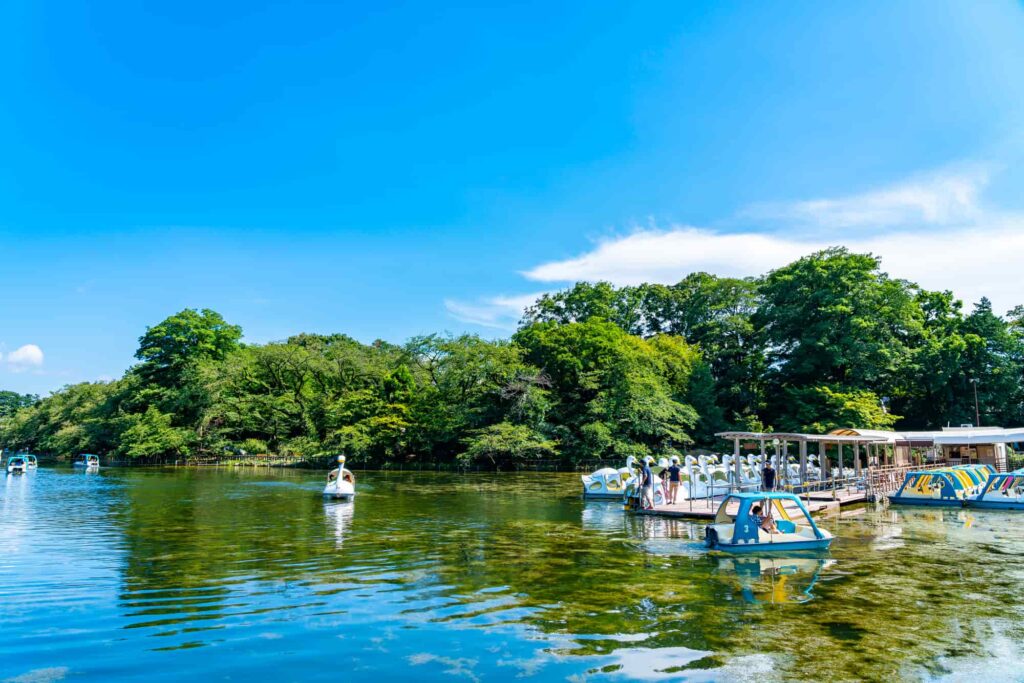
[{"left": 633, "top": 487, "right": 867, "bottom": 520}]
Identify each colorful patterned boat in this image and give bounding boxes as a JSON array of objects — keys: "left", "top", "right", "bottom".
[
  {"left": 889, "top": 465, "right": 993, "bottom": 506},
  {"left": 965, "top": 468, "right": 1024, "bottom": 510}
]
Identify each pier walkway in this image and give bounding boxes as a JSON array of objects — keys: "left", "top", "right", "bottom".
[{"left": 632, "top": 485, "right": 868, "bottom": 520}]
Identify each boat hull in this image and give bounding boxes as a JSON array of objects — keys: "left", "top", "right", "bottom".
[
  {"left": 966, "top": 500, "right": 1024, "bottom": 510},
  {"left": 888, "top": 496, "right": 963, "bottom": 507},
  {"left": 582, "top": 490, "right": 625, "bottom": 500},
  {"left": 710, "top": 538, "right": 833, "bottom": 553},
  {"left": 323, "top": 483, "right": 355, "bottom": 500}
]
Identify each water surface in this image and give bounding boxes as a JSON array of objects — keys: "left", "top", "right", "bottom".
[{"left": 2, "top": 468, "right": 1022, "bottom": 682}]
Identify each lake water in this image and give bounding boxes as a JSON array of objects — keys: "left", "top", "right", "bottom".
[{"left": 2, "top": 468, "right": 1023, "bottom": 682}]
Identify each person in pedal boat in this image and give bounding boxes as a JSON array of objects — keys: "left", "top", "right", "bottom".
[{"left": 750, "top": 504, "right": 778, "bottom": 533}]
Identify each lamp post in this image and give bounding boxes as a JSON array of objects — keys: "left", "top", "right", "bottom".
[{"left": 970, "top": 378, "right": 980, "bottom": 427}]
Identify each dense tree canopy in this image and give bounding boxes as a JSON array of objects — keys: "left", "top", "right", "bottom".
[{"left": 3, "top": 249, "right": 1023, "bottom": 465}]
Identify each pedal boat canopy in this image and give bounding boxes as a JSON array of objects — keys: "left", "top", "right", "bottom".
[
  {"left": 889, "top": 466, "right": 992, "bottom": 506},
  {"left": 704, "top": 492, "right": 833, "bottom": 552},
  {"left": 966, "top": 468, "right": 1024, "bottom": 510}
]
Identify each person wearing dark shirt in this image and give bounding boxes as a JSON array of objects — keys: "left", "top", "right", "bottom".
[
  {"left": 761, "top": 461, "right": 776, "bottom": 491},
  {"left": 666, "top": 459, "right": 682, "bottom": 504}
]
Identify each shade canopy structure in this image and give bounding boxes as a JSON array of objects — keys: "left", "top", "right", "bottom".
[
  {"left": 825, "top": 426, "right": 1024, "bottom": 472},
  {"left": 715, "top": 431, "right": 889, "bottom": 444},
  {"left": 827, "top": 426, "right": 1024, "bottom": 445},
  {"left": 713, "top": 431, "right": 891, "bottom": 490}
]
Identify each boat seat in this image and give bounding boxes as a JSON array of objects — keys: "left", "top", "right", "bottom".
[{"left": 776, "top": 520, "right": 796, "bottom": 534}]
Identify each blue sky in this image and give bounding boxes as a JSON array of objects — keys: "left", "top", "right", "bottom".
[{"left": 3, "top": 1, "right": 1024, "bottom": 395}]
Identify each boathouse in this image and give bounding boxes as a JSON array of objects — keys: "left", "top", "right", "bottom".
[{"left": 828, "top": 426, "right": 1024, "bottom": 472}]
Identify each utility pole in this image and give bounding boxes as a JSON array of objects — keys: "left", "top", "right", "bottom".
[{"left": 970, "top": 378, "right": 980, "bottom": 427}]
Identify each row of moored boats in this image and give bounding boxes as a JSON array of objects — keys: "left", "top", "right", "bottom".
[
  {"left": 582, "top": 454, "right": 854, "bottom": 502},
  {"left": 581, "top": 458, "right": 1024, "bottom": 555},
  {"left": 582, "top": 455, "right": 836, "bottom": 553},
  {"left": 889, "top": 464, "right": 1024, "bottom": 509}
]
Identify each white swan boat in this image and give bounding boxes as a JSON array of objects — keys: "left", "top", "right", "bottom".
[
  {"left": 323, "top": 455, "right": 355, "bottom": 500},
  {"left": 73, "top": 454, "right": 100, "bottom": 470},
  {"left": 581, "top": 456, "right": 638, "bottom": 499}
]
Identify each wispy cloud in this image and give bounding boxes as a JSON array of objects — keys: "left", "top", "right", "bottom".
[
  {"left": 444, "top": 292, "right": 547, "bottom": 330},
  {"left": 742, "top": 165, "right": 991, "bottom": 231}
]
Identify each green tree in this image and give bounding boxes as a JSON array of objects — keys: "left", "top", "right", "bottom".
[
  {"left": 514, "top": 320, "right": 698, "bottom": 462},
  {"left": 136, "top": 308, "right": 242, "bottom": 387},
  {"left": 756, "top": 248, "right": 921, "bottom": 428},
  {"left": 459, "top": 422, "right": 557, "bottom": 467},
  {"left": 117, "top": 406, "right": 189, "bottom": 460},
  {"left": 782, "top": 386, "right": 899, "bottom": 433},
  {"left": 0, "top": 390, "right": 37, "bottom": 418}
]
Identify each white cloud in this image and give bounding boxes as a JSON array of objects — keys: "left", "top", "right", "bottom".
[
  {"left": 444, "top": 292, "right": 548, "bottom": 329},
  {"left": 7, "top": 344, "right": 45, "bottom": 372},
  {"left": 742, "top": 166, "right": 990, "bottom": 231},
  {"left": 512, "top": 164, "right": 1024, "bottom": 315},
  {"left": 522, "top": 226, "right": 807, "bottom": 285},
  {"left": 521, "top": 221, "right": 1024, "bottom": 314}
]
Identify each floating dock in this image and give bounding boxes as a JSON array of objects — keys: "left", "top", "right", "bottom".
[{"left": 632, "top": 486, "right": 867, "bottom": 520}]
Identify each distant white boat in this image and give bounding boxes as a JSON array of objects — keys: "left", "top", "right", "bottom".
[
  {"left": 73, "top": 454, "right": 100, "bottom": 470},
  {"left": 25, "top": 454, "right": 38, "bottom": 469},
  {"left": 323, "top": 455, "right": 355, "bottom": 500}
]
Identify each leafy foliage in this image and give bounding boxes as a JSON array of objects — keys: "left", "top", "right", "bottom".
[{"left": 4, "top": 248, "right": 1024, "bottom": 463}]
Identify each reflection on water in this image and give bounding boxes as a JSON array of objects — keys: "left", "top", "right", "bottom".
[
  {"left": 3, "top": 468, "right": 1024, "bottom": 681},
  {"left": 713, "top": 556, "right": 834, "bottom": 604},
  {"left": 323, "top": 501, "right": 354, "bottom": 548}
]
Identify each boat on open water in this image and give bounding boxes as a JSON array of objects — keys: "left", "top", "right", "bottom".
[
  {"left": 704, "top": 492, "right": 833, "bottom": 552},
  {"left": 24, "top": 454, "right": 38, "bottom": 469},
  {"left": 6, "top": 455, "right": 27, "bottom": 474},
  {"left": 73, "top": 454, "right": 100, "bottom": 470},
  {"left": 323, "top": 455, "right": 355, "bottom": 500}
]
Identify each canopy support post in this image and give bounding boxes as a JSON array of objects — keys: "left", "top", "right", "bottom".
[
  {"left": 799, "top": 440, "right": 808, "bottom": 486},
  {"left": 733, "top": 437, "right": 741, "bottom": 493}
]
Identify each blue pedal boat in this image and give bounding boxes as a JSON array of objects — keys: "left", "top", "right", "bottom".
[
  {"left": 6, "top": 455, "right": 27, "bottom": 475},
  {"left": 965, "top": 468, "right": 1024, "bottom": 510},
  {"left": 704, "top": 492, "right": 833, "bottom": 552},
  {"left": 73, "top": 453, "right": 100, "bottom": 469},
  {"left": 889, "top": 466, "right": 992, "bottom": 507}
]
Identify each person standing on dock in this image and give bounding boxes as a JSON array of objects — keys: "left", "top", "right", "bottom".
[
  {"left": 640, "top": 459, "right": 655, "bottom": 509},
  {"left": 666, "top": 457, "right": 682, "bottom": 504},
  {"left": 761, "top": 461, "right": 776, "bottom": 492}
]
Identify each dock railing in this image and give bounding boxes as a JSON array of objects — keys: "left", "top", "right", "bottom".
[
  {"left": 666, "top": 470, "right": 872, "bottom": 514},
  {"left": 863, "top": 462, "right": 949, "bottom": 501}
]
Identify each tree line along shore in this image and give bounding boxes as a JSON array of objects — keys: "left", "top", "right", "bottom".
[{"left": 2, "top": 247, "right": 1022, "bottom": 468}]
